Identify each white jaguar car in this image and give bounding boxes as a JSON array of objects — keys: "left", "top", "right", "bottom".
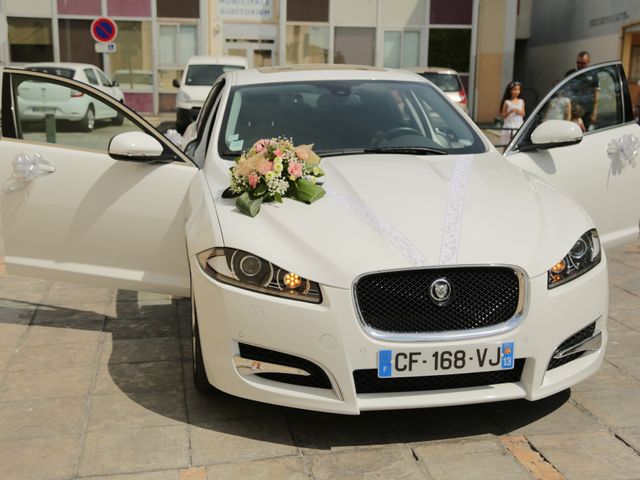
[{"left": 1, "top": 63, "right": 638, "bottom": 414}]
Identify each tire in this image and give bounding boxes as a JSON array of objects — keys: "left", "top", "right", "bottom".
[
  {"left": 79, "top": 105, "right": 95, "bottom": 132},
  {"left": 192, "top": 298, "right": 216, "bottom": 392},
  {"left": 111, "top": 101, "right": 124, "bottom": 126}
]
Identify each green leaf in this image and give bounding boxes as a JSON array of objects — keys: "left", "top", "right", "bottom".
[
  {"left": 236, "top": 192, "right": 263, "bottom": 217},
  {"left": 254, "top": 182, "right": 268, "bottom": 197},
  {"left": 274, "top": 192, "right": 283, "bottom": 203},
  {"left": 221, "top": 187, "right": 239, "bottom": 198},
  {"left": 293, "top": 178, "right": 326, "bottom": 204}
]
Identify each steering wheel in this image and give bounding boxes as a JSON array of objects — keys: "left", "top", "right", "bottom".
[{"left": 370, "top": 127, "right": 423, "bottom": 147}]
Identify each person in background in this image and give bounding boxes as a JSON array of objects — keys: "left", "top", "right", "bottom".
[
  {"left": 500, "top": 81, "right": 525, "bottom": 145},
  {"left": 565, "top": 51, "right": 600, "bottom": 130},
  {"left": 571, "top": 103, "right": 586, "bottom": 132},
  {"left": 544, "top": 86, "right": 571, "bottom": 121}
]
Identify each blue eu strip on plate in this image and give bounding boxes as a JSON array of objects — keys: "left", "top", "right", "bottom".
[{"left": 378, "top": 349, "right": 392, "bottom": 377}]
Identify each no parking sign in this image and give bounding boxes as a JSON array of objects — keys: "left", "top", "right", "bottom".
[{"left": 90, "top": 17, "right": 118, "bottom": 43}]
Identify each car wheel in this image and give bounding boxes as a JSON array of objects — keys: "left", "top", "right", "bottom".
[
  {"left": 79, "top": 105, "right": 95, "bottom": 132},
  {"left": 192, "top": 296, "right": 216, "bottom": 392},
  {"left": 111, "top": 101, "right": 124, "bottom": 126}
]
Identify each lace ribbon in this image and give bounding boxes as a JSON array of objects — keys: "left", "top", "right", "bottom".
[
  {"left": 439, "top": 157, "right": 473, "bottom": 265},
  {"left": 3, "top": 152, "right": 55, "bottom": 193},
  {"left": 325, "top": 187, "right": 428, "bottom": 267}
]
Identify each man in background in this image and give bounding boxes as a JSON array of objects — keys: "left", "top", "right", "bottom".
[{"left": 565, "top": 51, "right": 600, "bottom": 130}]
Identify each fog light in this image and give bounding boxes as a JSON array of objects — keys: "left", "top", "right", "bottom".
[{"left": 284, "top": 272, "right": 301, "bottom": 289}]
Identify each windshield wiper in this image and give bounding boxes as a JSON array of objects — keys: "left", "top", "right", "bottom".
[{"left": 364, "top": 146, "right": 448, "bottom": 155}]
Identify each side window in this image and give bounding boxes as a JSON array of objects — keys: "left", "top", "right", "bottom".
[
  {"left": 186, "top": 80, "right": 225, "bottom": 167},
  {"left": 96, "top": 69, "right": 112, "bottom": 87},
  {"left": 6, "top": 73, "right": 151, "bottom": 153},
  {"left": 84, "top": 69, "right": 99, "bottom": 86},
  {"left": 538, "top": 65, "right": 623, "bottom": 135}
]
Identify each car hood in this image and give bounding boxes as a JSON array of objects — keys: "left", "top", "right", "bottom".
[{"left": 206, "top": 152, "right": 593, "bottom": 289}]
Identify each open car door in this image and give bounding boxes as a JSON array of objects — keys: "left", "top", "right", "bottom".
[
  {"left": 505, "top": 61, "right": 640, "bottom": 248},
  {"left": 0, "top": 67, "right": 198, "bottom": 296}
]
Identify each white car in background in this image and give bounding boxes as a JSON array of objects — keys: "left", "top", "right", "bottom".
[
  {"left": 409, "top": 67, "right": 468, "bottom": 113},
  {"left": 173, "top": 55, "right": 248, "bottom": 133},
  {"left": 19, "top": 62, "right": 125, "bottom": 131},
  {"left": 1, "top": 62, "right": 638, "bottom": 414}
]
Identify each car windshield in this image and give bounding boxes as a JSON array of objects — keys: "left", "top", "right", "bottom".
[
  {"left": 420, "top": 73, "right": 462, "bottom": 92},
  {"left": 185, "top": 65, "right": 244, "bottom": 86},
  {"left": 219, "top": 80, "right": 485, "bottom": 157},
  {"left": 27, "top": 67, "right": 75, "bottom": 79}
]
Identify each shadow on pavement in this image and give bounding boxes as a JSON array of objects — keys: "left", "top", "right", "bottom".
[{"left": 0, "top": 290, "right": 569, "bottom": 451}]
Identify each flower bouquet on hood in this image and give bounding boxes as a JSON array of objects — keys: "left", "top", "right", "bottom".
[{"left": 222, "top": 137, "right": 326, "bottom": 217}]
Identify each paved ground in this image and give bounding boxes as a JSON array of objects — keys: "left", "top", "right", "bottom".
[{"left": 1, "top": 243, "right": 640, "bottom": 479}]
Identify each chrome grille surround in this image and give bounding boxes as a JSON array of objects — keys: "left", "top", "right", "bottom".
[{"left": 352, "top": 264, "right": 528, "bottom": 342}]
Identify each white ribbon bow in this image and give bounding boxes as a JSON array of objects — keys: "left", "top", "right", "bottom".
[
  {"left": 607, "top": 134, "right": 639, "bottom": 171},
  {"left": 3, "top": 152, "right": 55, "bottom": 193}
]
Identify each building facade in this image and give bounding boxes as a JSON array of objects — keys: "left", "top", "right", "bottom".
[{"left": 1, "top": 0, "right": 518, "bottom": 118}]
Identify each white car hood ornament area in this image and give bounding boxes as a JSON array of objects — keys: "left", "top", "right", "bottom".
[
  {"left": 3, "top": 152, "right": 56, "bottom": 193},
  {"left": 211, "top": 152, "right": 593, "bottom": 288}
]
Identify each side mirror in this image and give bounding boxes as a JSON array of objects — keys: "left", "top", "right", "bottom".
[
  {"left": 108, "top": 131, "right": 165, "bottom": 162},
  {"left": 520, "top": 120, "right": 583, "bottom": 152},
  {"left": 172, "top": 79, "right": 180, "bottom": 88}
]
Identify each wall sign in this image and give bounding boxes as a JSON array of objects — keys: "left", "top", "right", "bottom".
[{"left": 218, "top": 0, "right": 273, "bottom": 21}]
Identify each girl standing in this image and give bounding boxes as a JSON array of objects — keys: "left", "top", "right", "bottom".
[{"left": 500, "top": 81, "right": 525, "bottom": 145}]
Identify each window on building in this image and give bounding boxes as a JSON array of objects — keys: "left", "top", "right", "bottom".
[
  {"left": 109, "top": 21, "right": 153, "bottom": 93},
  {"left": 287, "top": 0, "right": 329, "bottom": 22},
  {"left": 334, "top": 27, "right": 375, "bottom": 65},
  {"left": 59, "top": 19, "right": 103, "bottom": 68},
  {"left": 383, "top": 30, "right": 421, "bottom": 68},
  {"left": 286, "top": 25, "right": 329, "bottom": 64},
  {"left": 7, "top": 17, "right": 53, "bottom": 63},
  {"left": 159, "top": 24, "right": 198, "bottom": 66},
  {"left": 428, "top": 28, "right": 471, "bottom": 73}
]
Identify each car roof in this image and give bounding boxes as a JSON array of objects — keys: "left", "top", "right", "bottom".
[
  {"left": 24, "top": 62, "right": 102, "bottom": 71},
  {"left": 407, "top": 66, "right": 460, "bottom": 75},
  {"left": 186, "top": 55, "right": 248, "bottom": 66},
  {"left": 226, "top": 64, "right": 427, "bottom": 86}
]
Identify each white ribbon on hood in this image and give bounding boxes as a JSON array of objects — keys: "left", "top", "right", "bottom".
[
  {"left": 439, "top": 157, "right": 473, "bottom": 265},
  {"left": 325, "top": 186, "right": 428, "bottom": 267}
]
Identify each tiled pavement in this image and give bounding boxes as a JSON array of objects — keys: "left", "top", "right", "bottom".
[{"left": 1, "top": 245, "right": 640, "bottom": 479}]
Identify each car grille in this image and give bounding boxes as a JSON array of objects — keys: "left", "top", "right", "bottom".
[
  {"left": 547, "top": 322, "right": 596, "bottom": 371},
  {"left": 238, "top": 343, "right": 332, "bottom": 389},
  {"left": 353, "top": 359, "right": 525, "bottom": 394},
  {"left": 354, "top": 267, "right": 521, "bottom": 334}
]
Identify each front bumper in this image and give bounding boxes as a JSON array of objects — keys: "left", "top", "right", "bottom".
[{"left": 191, "top": 258, "right": 608, "bottom": 414}]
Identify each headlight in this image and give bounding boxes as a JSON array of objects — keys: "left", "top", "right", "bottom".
[
  {"left": 548, "top": 229, "right": 601, "bottom": 289},
  {"left": 176, "top": 91, "right": 190, "bottom": 103},
  {"left": 196, "top": 248, "right": 322, "bottom": 303}
]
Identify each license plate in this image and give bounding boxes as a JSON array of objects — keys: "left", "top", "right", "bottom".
[
  {"left": 32, "top": 106, "right": 56, "bottom": 113},
  {"left": 377, "top": 342, "right": 514, "bottom": 378}
]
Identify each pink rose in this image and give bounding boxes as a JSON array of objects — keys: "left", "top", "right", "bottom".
[
  {"left": 258, "top": 161, "right": 273, "bottom": 175},
  {"left": 294, "top": 146, "right": 309, "bottom": 161},
  {"left": 248, "top": 173, "right": 259, "bottom": 189},
  {"left": 253, "top": 139, "right": 268, "bottom": 153},
  {"left": 275, "top": 149, "right": 282, "bottom": 157},
  {"left": 287, "top": 162, "right": 303, "bottom": 178}
]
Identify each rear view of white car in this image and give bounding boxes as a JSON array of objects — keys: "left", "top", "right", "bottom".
[
  {"left": 173, "top": 55, "right": 247, "bottom": 133},
  {"left": 19, "top": 62, "right": 125, "bottom": 131}
]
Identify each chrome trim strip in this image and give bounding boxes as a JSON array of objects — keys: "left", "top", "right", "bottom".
[
  {"left": 352, "top": 263, "right": 529, "bottom": 343},
  {"left": 553, "top": 331, "right": 602, "bottom": 359},
  {"left": 233, "top": 355, "right": 310, "bottom": 376}
]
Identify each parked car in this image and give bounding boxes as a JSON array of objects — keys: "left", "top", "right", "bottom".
[
  {"left": 173, "top": 55, "right": 248, "bottom": 133},
  {"left": 1, "top": 62, "right": 637, "bottom": 414},
  {"left": 409, "top": 67, "right": 468, "bottom": 113},
  {"left": 19, "top": 62, "right": 124, "bottom": 131}
]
